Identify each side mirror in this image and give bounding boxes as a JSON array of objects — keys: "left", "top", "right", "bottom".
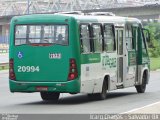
[{"left": 142, "top": 28, "right": 150, "bottom": 43}]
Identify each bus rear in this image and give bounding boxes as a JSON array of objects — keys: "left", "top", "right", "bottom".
[{"left": 9, "top": 14, "right": 80, "bottom": 100}]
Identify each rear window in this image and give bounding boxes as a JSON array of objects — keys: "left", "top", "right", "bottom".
[{"left": 15, "top": 25, "right": 68, "bottom": 46}]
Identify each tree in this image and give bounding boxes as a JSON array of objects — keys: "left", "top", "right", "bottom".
[{"left": 145, "top": 23, "right": 160, "bottom": 57}]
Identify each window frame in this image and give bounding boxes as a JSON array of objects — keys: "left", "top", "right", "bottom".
[
  {"left": 79, "top": 23, "right": 92, "bottom": 54},
  {"left": 91, "top": 23, "right": 103, "bottom": 53},
  {"left": 125, "top": 24, "right": 135, "bottom": 50},
  {"left": 103, "top": 23, "right": 116, "bottom": 52},
  {"left": 140, "top": 26, "right": 147, "bottom": 50},
  {"left": 14, "top": 24, "right": 69, "bottom": 46},
  {"left": 132, "top": 26, "right": 138, "bottom": 50}
]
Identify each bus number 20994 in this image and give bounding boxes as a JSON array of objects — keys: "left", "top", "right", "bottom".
[{"left": 17, "top": 66, "right": 40, "bottom": 72}]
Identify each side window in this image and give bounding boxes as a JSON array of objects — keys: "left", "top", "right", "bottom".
[
  {"left": 142, "top": 39, "right": 145, "bottom": 49},
  {"left": 80, "top": 24, "right": 91, "bottom": 53},
  {"left": 92, "top": 24, "right": 103, "bottom": 52},
  {"left": 125, "top": 25, "right": 134, "bottom": 50},
  {"left": 119, "top": 30, "right": 123, "bottom": 55},
  {"left": 15, "top": 25, "right": 27, "bottom": 45},
  {"left": 103, "top": 24, "right": 115, "bottom": 52},
  {"left": 132, "top": 27, "right": 138, "bottom": 50},
  {"left": 141, "top": 30, "right": 146, "bottom": 49},
  {"left": 139, "top": 26, "right": 147, "bottom": 55}
]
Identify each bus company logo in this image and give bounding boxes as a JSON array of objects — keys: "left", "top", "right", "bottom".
[
  {"left": 49, "top": 53, "right": 61, "bottom": 59},
  {"left": 17, "top": 52, "right": 23, "bottom": 59}
]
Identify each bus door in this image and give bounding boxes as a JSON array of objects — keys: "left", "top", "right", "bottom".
[
  {"left": 125, "top": 25, "right": 137, "bottom": 87},
  {"left": 132, "top": 26, "right": 138, "bottom": 83},
  {"left": 116, "top": 28, "right": 125, "bottom": 85}
]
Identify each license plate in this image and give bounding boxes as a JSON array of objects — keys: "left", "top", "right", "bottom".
[{"left": 36, "top": 86, "right": 48, "bottom": 91}]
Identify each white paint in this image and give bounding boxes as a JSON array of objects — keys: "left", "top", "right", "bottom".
[
  {"left": 49, "top": 53, "right": 61, "bottom": 59},
  {"left": 121, "top": 101, "right": 160, "bottom": 114},
  {"left": 80, "top": 52, "right": 117, "bottom": 93}
]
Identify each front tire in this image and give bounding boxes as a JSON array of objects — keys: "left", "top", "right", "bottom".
[
  {"left": 40, "top": 92, "right": 60, "bottom": 101},
  {"left": 135, "top": 73, "right": 147, "bottom": 93}
]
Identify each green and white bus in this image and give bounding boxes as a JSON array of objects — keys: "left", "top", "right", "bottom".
[{"left": 9, "top": 12, "right": 150, "bottom": 101}]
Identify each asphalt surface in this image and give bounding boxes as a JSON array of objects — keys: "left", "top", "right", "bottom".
[
  {"left": 0, "top": 53, "right": 8, "bottom": 63},
  {"left": 0, "top": 70, "right": 160, "bottom": 114}
]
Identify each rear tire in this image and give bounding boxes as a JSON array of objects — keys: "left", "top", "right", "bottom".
[
  {"left": 40, "top": 92, "right": 60, "bottom": 101},
  {"left": 88, "top": 79, "right": 108, "bottom": 100},
  {"left": 135, "top": 73, "right": 147, "bottom": 93},
  {"left": 96, "top": 80, "right": 108, "bottom": 100}
]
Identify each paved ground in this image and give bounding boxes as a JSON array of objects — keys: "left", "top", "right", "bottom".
[
  {"left": 0, "top": 70, "right": 160, "bottom": 114},
  {"left": 126, "top": 101, "right": 160, "bottom": 114}
]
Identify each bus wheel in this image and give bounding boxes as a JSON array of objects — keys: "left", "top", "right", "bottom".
[
  {"left": 95, "top": 80, "right": 108, "bottom": 100},
  {"left": 40, "top": 92, "right": 60, "bottom": 101},
  {"left": 135, "top": 73, "right": 147, "bottom": 93}
]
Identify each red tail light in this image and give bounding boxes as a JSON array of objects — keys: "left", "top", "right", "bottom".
[
  {"left": 68, "top": 58, "right": 78, "bottom": 80},
  {"left": 9, "top": 58, "right": 16, "bottom": 80}
]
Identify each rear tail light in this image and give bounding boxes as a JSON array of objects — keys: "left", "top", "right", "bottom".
[
  {"left": 9, "top": 58, "right": 16, "bottom": 80},
  {"left": 68, "top": 58, "right": 78, "bottom": 80}
]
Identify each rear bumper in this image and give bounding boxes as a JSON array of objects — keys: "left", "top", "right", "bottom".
[{"left": 9, "top": 79, "right": 80, "bottom": 93}]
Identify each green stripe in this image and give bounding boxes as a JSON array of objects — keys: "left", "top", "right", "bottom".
[{"left": 81, "top": 53, "right": 101, "bottom": 64}]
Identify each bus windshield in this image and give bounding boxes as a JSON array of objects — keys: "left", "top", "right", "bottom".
[{"left": 15, "top": 24, "right": 68, "bottom": 46}]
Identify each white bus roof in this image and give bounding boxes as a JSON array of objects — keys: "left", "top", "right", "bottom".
[{"left": 56, "top": 13, "right": 141, "bottom": 24}]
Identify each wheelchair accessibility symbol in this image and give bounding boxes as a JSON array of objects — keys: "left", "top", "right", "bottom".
[{"left": 17, "top": 52, "right": 23, "bottom": 59}]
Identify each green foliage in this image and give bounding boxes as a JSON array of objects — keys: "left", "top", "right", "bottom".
[
  {"left": 150, "top": 57, "right": 160, "bottom": 71},
  {"left": 145, "top": 23, "right": 160, "bottom": 58},
  {"left": 0, "top": 65, "right": 9, "bottom": 71}
]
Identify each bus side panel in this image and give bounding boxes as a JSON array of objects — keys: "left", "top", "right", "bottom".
[
  {"left": 80, "top": 53, "right": 101, "bottom": 93},
  {"left": 80, "top": 52, "right": 117, "bottom": 93},
  {"left": 68, "top": 18, "right": 81, "bottom": 92},
  {"left": 9, "top": 19, "right": 15, "bottom": 63}
]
